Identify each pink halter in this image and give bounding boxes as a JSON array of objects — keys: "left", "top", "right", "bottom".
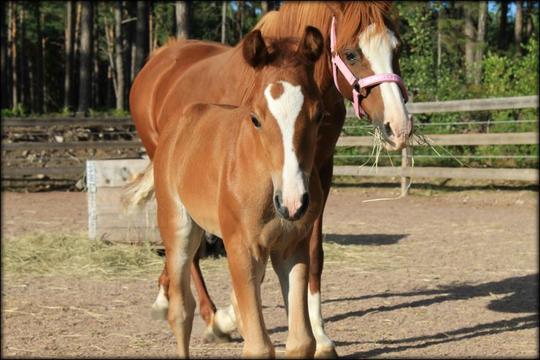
[{"left": 330, "top": 17, "right": 409, "bottom": 118}]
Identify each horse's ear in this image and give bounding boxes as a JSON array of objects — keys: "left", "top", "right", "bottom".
[
  {"left": 242, "top": 30, "right": 269, "bottom": 68},
  {"left": 298, "top": 26, "right": 324, "bottom": 64}
]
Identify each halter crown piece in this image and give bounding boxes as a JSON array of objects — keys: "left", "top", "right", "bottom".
[{"left": 330, "top": 17, "right": 409, "bottom": 118}]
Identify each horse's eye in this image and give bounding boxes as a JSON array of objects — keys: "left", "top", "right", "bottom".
[
  {"left": 345, "top": 51, "right": 357, "bottom": 62},
  {"left": 251, "top": 114, "right": 261, "bottom": 128},
  {"left": 315, "top": 112, "right": 324, "bottom": 124}
]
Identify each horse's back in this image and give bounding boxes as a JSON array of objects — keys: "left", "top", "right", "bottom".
[{"left": 130, "top": 39, "right": 230, "bottom": 158}]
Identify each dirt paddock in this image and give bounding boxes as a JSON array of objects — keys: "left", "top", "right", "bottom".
[{"left": 1, "top": 185, "right": 538, "bottom": 358}]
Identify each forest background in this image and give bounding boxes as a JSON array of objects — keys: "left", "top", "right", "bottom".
[{"left": 1, "top": 1, "right": 538, "bottom": 168}]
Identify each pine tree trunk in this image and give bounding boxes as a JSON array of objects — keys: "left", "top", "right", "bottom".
[
  {"left": 221, "top": 1, "right": 226, "bottom": 44},
  {"left": 8, "top": 2, "right": 17, "bottom": 109},
  {"left": 134, "top": 1, "right": 149, "bottom": 76},
  {"left": 77, "top": 1, "right": 93, "bottom": 116},
  {"left": 525, "top": 1, "right": 533, "bottom": 39},
  {"left": 474, "top": 1, "right": 488, "bottom": 85},
  {"left": 1, "top": 1, "right": 8, "bottom": 109},
  {"left": 498, "top": 1, "right": 508, "bottom": 50},
  {"left": 64, "top": 1, "right": 75, "bottom": 110},
  {"left": 238, "top": 0, "right": 244, "bottom": 41},
  {"left": 92, "top": 3, "right": 100, "bottom": 109},
  {"left": 514, "top": 0, "right": 523, "bottom": 52},
  {"left": 73, "top": 2, "right": 82, "bottom": 111},
  {"left": 123, "top": 2, "right": 133, "bottom": 108},
  {"left": 463, "top": 3, "right": 476, "bottom": 83},
  {"left": 19, "top": 7, "right": 30, "bottom": 111},
  {"left": 34, "top": 2, "right": 44, "bottom": 113},
  {"left": 175, "top": 1, "right": 190, "bottom": 39},
  {"left": 114, "top": 1, "right": 124, "bottom": 110}
]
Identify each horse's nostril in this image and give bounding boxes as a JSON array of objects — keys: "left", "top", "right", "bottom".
[
  {"left": 384, "top": 122, "right": 393, "bottom": 137},
  {"left": 274, "top": 193, "right": 281, "bottom": 208}
]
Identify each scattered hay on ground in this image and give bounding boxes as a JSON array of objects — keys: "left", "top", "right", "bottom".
[
  {"left": 2, "top": 232, "right": 229, "bottom": 278},
  {"left": 2, "top": 233, "right": 164, "bottom": 278}
]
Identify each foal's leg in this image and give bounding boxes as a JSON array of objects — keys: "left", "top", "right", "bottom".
[
  {"left": 309, "top": 160, "right": 337, "bottom": 358},
  {"left": 157, "top": 199, "right": 203, "bottom": 357},
  {"left": 191, "top": 252, "right": 235, "bottom": 343},
  {"left": 225, "top": 237, "right": 273, "bottom": 357},
  {"left": 271, "top": 238, "right": 316, "bottom": 358}
]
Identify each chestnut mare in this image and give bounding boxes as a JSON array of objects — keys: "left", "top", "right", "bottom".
[
  {"left": 152, "top": 28, "right": 325, "bottom": 357},
  {"left": 126, "top": 2, "right": 412, "bottom": 358}
]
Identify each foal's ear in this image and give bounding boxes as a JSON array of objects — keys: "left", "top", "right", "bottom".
[
  {"left": 298, "top": 26, "right": 324, "bottom": 64},
  {"left": 242, "top": 30, "right": 269, "bottom": 68}
]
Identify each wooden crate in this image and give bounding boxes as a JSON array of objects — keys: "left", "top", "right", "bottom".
[{"left": 86, "top": 159, "right": 160, "bottom": 243}]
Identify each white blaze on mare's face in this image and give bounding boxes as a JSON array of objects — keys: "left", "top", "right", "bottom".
[
  {"left": 264, "top": 81, "right": 305, "bottom": 213},
  {"left": 358, "top": 24, "right": 409, "bottom": 135}
]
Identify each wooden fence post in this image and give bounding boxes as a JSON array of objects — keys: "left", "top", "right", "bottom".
[{"left": 401, "top": 145, "right": 411, "bottom": 196}]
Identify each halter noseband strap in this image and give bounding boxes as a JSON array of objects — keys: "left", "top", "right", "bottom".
[{"left": 330, "top": 16, "right": 409, "bottom": 118}]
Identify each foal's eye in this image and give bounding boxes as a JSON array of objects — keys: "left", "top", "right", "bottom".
[{"left": 251, "top": 114, "right": 261, "bottom": 128}]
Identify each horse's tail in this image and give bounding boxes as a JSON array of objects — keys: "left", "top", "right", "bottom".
[{"left": 121, "top": 162, "right": 155, "bottom": 213}]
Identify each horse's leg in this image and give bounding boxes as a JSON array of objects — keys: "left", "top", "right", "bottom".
[
  {"left": 309, "top": 159, "right": 338, "bottom": 358},
  {"left": 151, "top": 265, "right": 170, "bottom": 319},
  {"left": 191, "top": 251, "right": 235, "bottom": 343},
  {"left": 271, "top": 237, "right": 316, "bottom": 358},
  {"left": 225, "top": 237, "right": 273, "bottom": 357},
  {"left": 157, "top": 198, "right": 203, "bottom": 357}
]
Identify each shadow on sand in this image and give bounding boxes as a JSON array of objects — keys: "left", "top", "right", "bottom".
[
  {"left": 324, "top": 233, "right": 408, "bottom": 246},
  {"left": 326, "top": 273, "right": 538, "bottom": 358}
]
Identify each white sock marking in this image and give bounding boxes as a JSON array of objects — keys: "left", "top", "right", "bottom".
[
  {"left": 308, "top": 290, "right": 334, "bottom": 350},
  {"left": 151, "top": 284, "right": 169, "bottom": 320}
]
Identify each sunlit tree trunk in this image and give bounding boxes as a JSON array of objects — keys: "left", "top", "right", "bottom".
[
  {"left": 175, "top": 1, "right": 190, "bottom": 39},
  {"left": 221, "top": 1, "right": 226, "bottom": 44},
  {"left": 463, "top": 3, "right": 476, "bottom": 83},
  {"left": 114, "top": 1, "right": 124, "bottom": 110},
  {"left": 474, "top": 1, "right": 487, "bottom": 85},
  {"left": 514, "top": 0, "right": 523, "bottom": 52}
]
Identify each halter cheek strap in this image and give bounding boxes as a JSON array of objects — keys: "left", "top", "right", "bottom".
[{"left": 330, "top": 17, "right": 409, "bottom": 118}]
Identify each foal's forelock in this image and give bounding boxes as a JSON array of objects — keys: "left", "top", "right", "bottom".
[
  {"left": 358, "top": 25, "right": 410, "bottom": 133},
  {"left": 263, "top": 81, "right": 307, "bottom": 211}
]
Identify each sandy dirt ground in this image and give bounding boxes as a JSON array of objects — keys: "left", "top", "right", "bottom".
[{"left": 1, "top": 186, "right": 538, "bottom": 358}]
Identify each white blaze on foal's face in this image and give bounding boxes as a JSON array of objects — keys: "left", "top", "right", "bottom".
[
  {"left": 358, "top": 24, "right": 410, "bottom": 141},
  {"left": 264, "top": 80, "right": 306, "bottom": 214}
]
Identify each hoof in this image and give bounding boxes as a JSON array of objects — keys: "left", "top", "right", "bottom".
[
  {"left": 151, "top": 285, "right": 168, "bottom": 320},
  {"left": 203, "top": 325, "right": 232, "bottom": 344},
  {"left": 315, "top": 346, "right": 338, "bottom": 359},
  {"left": 150, "top": 302, "right": 168, "bottom": 320}
]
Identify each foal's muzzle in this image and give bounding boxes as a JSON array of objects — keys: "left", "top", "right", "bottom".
[{"left": 274, "top": 191, "right": 310, "bottom": 221}]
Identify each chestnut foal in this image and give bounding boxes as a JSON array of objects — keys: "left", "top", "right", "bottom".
[{"left": 152, "top": 27, "right": 325, "bottom": 357}]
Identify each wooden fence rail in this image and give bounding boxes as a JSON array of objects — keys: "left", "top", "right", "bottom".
[{"left": 2, "top": 96, "right": 538, "bottom": 190}]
